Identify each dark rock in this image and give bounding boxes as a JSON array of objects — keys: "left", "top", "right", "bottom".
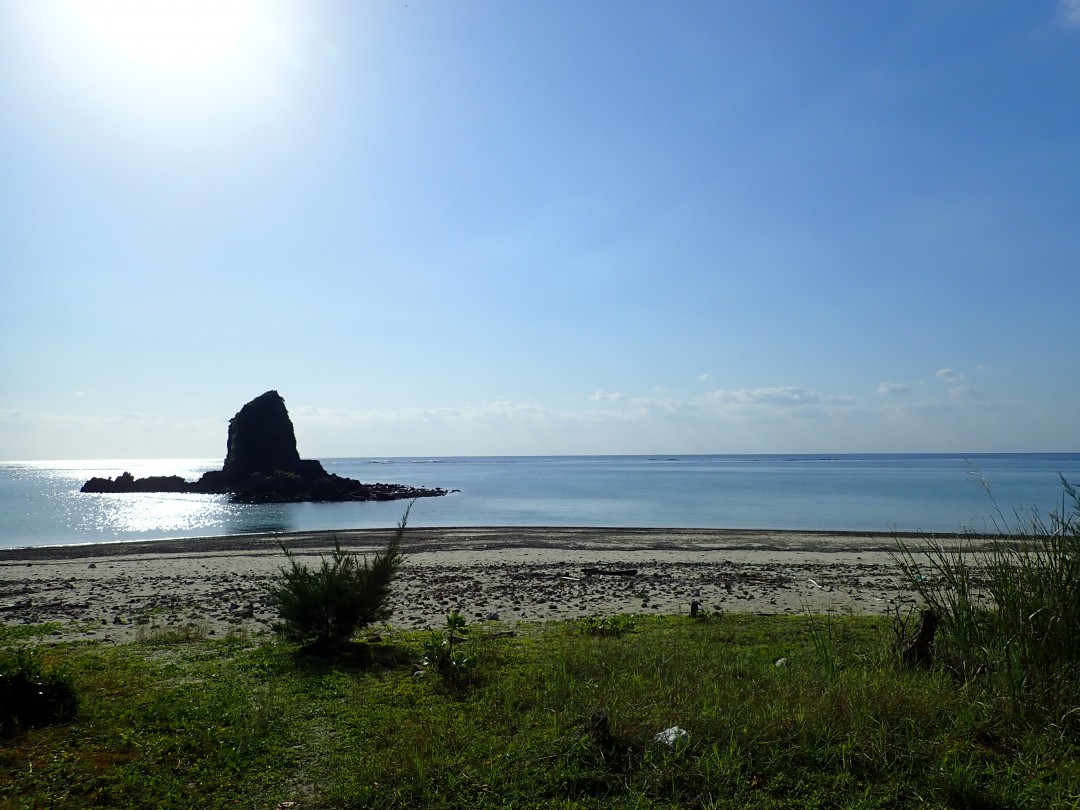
[
  {"left": 219, "top": 390, "right": 325, "bottom": 484},
  {"left": 582, "top": 568, "right": 638, "bottom": 578},
  {"left": 81, "top": 472, "right": 191, "bottom": 493},
  {"left": 80, "top": 390, "right": 448, "bottom": 504},
  {"left": 229, "top": 471, "right": 446, "bottom": 503}
]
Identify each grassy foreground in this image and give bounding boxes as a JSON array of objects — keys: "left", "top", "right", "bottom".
[{"left": 3, "top": 613, "right": 1080, "bottom": 809}]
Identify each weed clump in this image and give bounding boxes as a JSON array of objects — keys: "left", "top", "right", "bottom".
[
  {"left": 894, "top": 476, "right": 1080, "bottom": 729},
  {"left": 421, "top": 611, "right": 477, "bottom": 680},
  {"left": 0, "top": 647, "right": 78, "bottom": 735},
  {"left": 270, "top": 503, "right": 410, "bottom": 652},
  {"left": 576, "top": 614, "right": 637, "bottom": 637}
]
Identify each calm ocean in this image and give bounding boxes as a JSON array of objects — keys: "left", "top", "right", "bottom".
[{"left": 1, "top": 454, "right": 1079, "bottom": 549}]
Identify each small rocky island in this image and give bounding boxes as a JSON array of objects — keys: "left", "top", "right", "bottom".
[{"left": 81, "top": 391, "right": 450, "bottom": 504}]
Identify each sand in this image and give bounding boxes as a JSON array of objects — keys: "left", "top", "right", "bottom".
[{"left": 0, "top": 527, "right": 974, "bottom": 644}]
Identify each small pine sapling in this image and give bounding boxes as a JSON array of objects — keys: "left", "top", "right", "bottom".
[{"left": 271, "top": 502, "right": 411, "bottom": 652}]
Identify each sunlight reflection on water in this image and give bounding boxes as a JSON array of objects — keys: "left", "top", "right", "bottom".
[
  {"left": 2, "top": 459, "right": 259, "bottom": 546},
  {"left": 72, "top": 493, "right": 237, "bottom": 536}
]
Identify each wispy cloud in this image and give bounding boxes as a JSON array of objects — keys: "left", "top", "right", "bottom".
[
  {"left": 286, "top": 385, "right": 867, "bottom": 455},
  {"left": 949, "top": 386, "right": 985, "bottom": 402},
  {"left": 877, "top": 382, "right": 911, "bottom": 395},
  {"left": 0, "top": 409, "right": 222, "bottom": 459},
  {"left": 1059, "top": 0, "right": 1080, "bottom": 27},
  {"left": 0, "top": 409, "right": 165, "bottom": 429},
  {"left": 697, "top": 372, "right": 712, "bottom": 382},
  {"left": 706, "top": 387, "right": 856, "bottom": 408},
  {"left": 589, "top": 391, "right": 628, "bottom": 401},
  {"left": 1, "top": 380, "right": 1043, "bottom": 460},
  {"left": 936, "top": 368, "right": 962, "bottom": 383}
]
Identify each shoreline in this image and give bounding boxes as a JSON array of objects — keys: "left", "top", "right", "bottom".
[
  {"left": 0, "top": 525, "right": 995, "bottom": 561},
  {"left": 0, "top": 527, "right": 965, "bottom": 644}
]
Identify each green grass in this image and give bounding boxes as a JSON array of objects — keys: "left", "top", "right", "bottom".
[
  {"left": 0, "top": 622, "right": 65, "bottom": 643},
  {"left": 3, "top": 612, "right": 1080, "bottom": 808}
]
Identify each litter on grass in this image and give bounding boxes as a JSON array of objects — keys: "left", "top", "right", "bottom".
[{"left": 654, "top": 726, "right": 689, "bottom": 746}]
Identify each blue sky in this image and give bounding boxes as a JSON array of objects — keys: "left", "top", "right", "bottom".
[{"left": 2, "top": 0, "right": 1079, "bottom": 460}]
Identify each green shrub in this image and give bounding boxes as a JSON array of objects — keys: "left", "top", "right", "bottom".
[
  {"left": 894, "top": 476, "right": 1080, "bottom": 729},
  {"left": 270, "top": 503, "right": 410, "bottom": 652},
  {"left": 0, "top": 647, "right": 78, "bottom": 735}
]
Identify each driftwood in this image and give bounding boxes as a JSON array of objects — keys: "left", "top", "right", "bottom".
[{"left": 902, "top": 609, "right": 939, "bottom": 668}]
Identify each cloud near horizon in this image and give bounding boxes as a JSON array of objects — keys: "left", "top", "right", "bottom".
[
  {"left": 0, "top": 377, "right": 1061, "bottom": 460},
  {"left": 0, "top": 409, "right": 223, "bottom": 461},
  {"left": 706, "top": 387, "right": 856, "bottom": 408},
  {"left": 283, "top": 388, "right": 872, "bottom": 455},
  {"left": 949, "top": 386, "right": 986, "bottom": 402},
  {"left": 276, "top": 385, "right": 1043, "bottom": 455},
  {"left": 936, "top": 368, "right": 963, "bottom": 383},
  {"left": 589, "top": 391, "right": 629, "bottom": 401},
  {"left": 877, "top": 382, "right": 912, "bottom": 394}
]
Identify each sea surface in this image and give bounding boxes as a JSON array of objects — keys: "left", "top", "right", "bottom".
[{"left": 1, "top": 454, "right": 1079, "bottom": 550}]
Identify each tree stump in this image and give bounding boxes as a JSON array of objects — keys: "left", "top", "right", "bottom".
[{"left": 902, "top": 609, "right": 938, "bottom": 668}]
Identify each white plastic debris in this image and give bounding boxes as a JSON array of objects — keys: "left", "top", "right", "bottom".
[
  {"left": 653, "top": 726, "right": 689, "bottom": 746},
  {"left": 774, "top": 657, "right": 788, "bottom": 667}
]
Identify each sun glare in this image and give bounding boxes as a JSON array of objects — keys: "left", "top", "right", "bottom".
[
  {"left": 70, "top": 0, "right": 256, "bottom": 69},
  {"left": 20, "top": 0, "right": 306, "bottom": 149}
]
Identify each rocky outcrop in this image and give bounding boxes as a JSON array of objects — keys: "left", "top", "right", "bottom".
[
  {"left": 230, "top": 473, "right": 447, "bottom": 504},
  {"left": 80, "top": 391, "right": 449, "bottom": 503},
  {"left": 81, "top": 473, "right": 191, "bottom": 494}
]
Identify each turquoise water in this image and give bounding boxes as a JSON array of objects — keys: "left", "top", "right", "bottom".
[{"left": 1, "top": 454, "right": 1079, "bottom": 549}]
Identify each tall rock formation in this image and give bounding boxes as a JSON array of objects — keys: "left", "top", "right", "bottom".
[
  {"left": 193, "top": 390, "right": 328, "bottom": 493},
  {"left": 222, "top": 390, "right": 304, "bottom": 479},
  {"left": 212, "top": 390, "right": 327, "bottom": 486},
  {"left": 81, "top": 391, "right": 448, "bottom": 503}
]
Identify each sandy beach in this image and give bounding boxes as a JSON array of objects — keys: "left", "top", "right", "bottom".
[{"left": 0, "top": 527, "right": 975, "bottom": 644}]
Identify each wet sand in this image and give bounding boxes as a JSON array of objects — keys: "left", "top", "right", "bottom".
[{"left": 0, "top": 527, "right": 974, "bottom": 643}]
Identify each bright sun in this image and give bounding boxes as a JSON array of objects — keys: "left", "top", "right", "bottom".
[
  {"left": 70, "top": 0, "right": 256, "bottom": 69},
  {"left": 22, "top": 0, "right": 303, "bottom": 148}
]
